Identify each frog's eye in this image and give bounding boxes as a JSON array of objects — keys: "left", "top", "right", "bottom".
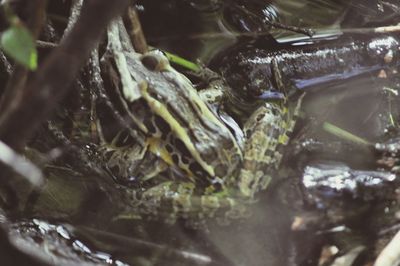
[
  {"left": 141, "top": 54, "right": 159, "bottom": 71},
  {"left": 141, "top": 50, "right": 170, "bottom": 71}
]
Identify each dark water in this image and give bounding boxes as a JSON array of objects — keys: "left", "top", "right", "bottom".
[{"left": 4, "top": 1, "right": 400, "bottom": 266}]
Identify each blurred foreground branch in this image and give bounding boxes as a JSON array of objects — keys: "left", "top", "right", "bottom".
[
  {"left": 0, "top": 0, "right": 130, "bottom": 151},
  {"left": 0, "top": 141, "right": 43, "bottom": 187}
]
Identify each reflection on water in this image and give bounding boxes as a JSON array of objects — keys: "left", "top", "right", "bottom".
[{"left": 8, "top": 219, "right": 127, "bottom": 265}]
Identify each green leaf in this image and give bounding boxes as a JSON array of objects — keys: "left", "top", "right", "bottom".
[
  {"left": 322, "top": 122, "right": 371, "bottom": 146},
  {"left": 162, "top": 50, "right": 200, "bottom": 72},
  {"left": 1, "top": 25, "right": 38, "bottom": 70}
]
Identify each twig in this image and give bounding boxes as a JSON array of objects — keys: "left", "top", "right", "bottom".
[
  {"left": 379, "top": 224, "right": 400, "bottom": 236},
  {"left": 46, "top": 121, "right": 103, "bottom": 176},
  {"left": 264, "top": 20, "right": 315, "bottom": 37},
  {"left": 322, "top": 122, "right": 371, "bottom": 146},
  {"left": 123, "top": 6, "right": 148, "bottom": 53},
  {"left": 36, "top": 40, "right": 58, "bottom": 49},
  {"left": 26, "top": 0, "right": 48, "bottom": 37},
  {"left": 62, "top": 0, "right": 83, "bottom": 39},
  {"left": 337, "top": 24, "right": 400, "bottom": 34},
  {"left": 232, "top": 2, "right": 314, "bottom": 37},
  {"left": 0, "top": 51, "right": 12, "bottom": 75}
]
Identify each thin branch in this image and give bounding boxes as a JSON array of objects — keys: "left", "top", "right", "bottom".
[
  {"left": 123, "top": 6, "right": 148, "bottom": 53},
  {"left": 232, "top": 2, "right": 314, "bottom": 37},
  {"left": 62, "top": 0, "right": 83, "bottom": 39},
  {"left": 265, "top": 20, "right": 315, "bottom": 37},
  {"left": 36, "top": 40, "right": 58, "bottom": 49},
  {"left": 0, "top": 51, "right": 12, "bottom": 75}
]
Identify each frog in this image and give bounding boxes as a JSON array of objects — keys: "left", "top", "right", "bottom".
[
  {"left": 93, "top": 16, "right": 400, "bottom": 224},
  {"left": 91, "top": 19, "right": 300, "bottom": 224}
]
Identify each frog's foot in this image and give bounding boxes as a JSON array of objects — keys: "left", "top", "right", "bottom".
[{"left": 99, "top": 141, "right": 169, "bottom": 185}]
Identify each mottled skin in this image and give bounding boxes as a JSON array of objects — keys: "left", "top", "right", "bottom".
[{"left": 94, "top": 20, "right": 297, "bottom": 223}]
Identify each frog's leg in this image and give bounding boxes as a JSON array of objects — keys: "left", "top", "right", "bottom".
[
  {"left": 237, "top": 94, "right": 304, "bottom": 199},
  {"left": 98, "top": 128, "right": 170, "bottom": 185},
  {"left": 100, "top": 145, "right": 168, "bottom": 184},
  {"left": 118, "top": 180, "right": 251, "bottom": 226}
]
